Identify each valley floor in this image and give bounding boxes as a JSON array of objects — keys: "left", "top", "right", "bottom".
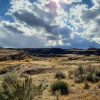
[{"left": 0, "top": 54, "right": 100, "bottom": 100}]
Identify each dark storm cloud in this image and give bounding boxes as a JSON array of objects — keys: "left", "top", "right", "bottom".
[
  {"left": 4, "top": 25, "right": 23, "bottom": 34},
  {"left": 13, "top": 11, "right": 57, "bottom": 33},
  {"left": 0, "top": 27, "right": 46, "bottom": 48},
  {"left": 82, "top": 8, "right": 100, "bottom": 22},
  {"left": 13, "top": 10, "right": 71, "bottom": 37}
]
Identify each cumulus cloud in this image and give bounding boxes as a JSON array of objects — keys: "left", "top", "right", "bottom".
[
  {"left": 0, "top": 0, "right": 100, "bottom": 48},
  {"left": 1, "top": 0, "right": 71, "bottom": 47},
  {"left": 77, "top": 0, "right": 100, "bottom": 44}
]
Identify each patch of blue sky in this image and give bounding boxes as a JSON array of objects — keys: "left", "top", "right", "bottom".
[
  {"left": 77, "top": 27, "right": 84, "bottom": 33},
  {"left": 30, "top": 0, "right": 37, "bottom": 3},
  {"left": 0, "top": 0, "right": 14, "bottom": 22},
  {"left": 82, "top": 0, "right": 94, "bottom": 8},
  {"left": 64, "top": 19, "right": 75, "bottom": 30}
]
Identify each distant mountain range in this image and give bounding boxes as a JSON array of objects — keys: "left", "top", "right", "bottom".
[
  {"left": 23, "top": 48, "right": 100, "bottom": 56},
  {"left": 1, "top": 47, "right": 100, "bottom": 55},
  {"left": 0, "top": 48, "right": 100, "bottom": 61}
]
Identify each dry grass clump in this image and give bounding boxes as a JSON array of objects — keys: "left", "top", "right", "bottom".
[
  {"left": 83, "top": 81, "right": 90, "bottom": 89},
  {"left": 74, "top": 65, "right": 100, "bottom": 83},
  {"left": 98, "top": 82, "right": 100, "bottom": 88},
  {"left": 55, "top": 72, "right": 66, "bottom": 80},
  {"left": 74, "top": 65, "right": 85, "bottom": 83},
  {"left": 51, "top": 81, "right": 69, "bottom": 95},
  {"left": 0, "top": 73, "right": 44, "bottom": 100}
]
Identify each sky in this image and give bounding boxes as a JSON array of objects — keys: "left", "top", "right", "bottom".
[{"left": 0, "top": 0, "right": 100, "bottom": 48}]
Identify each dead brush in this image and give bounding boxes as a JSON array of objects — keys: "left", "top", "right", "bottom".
[{"left": 55, "top": 72, "right": 66, "bottom": 80}]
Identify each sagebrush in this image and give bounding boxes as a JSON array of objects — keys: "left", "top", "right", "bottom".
[{"left": 0, "top": 73, "right": 44, "bottom": 100}]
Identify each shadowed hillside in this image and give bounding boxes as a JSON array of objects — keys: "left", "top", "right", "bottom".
[{"left": 0, "top": 48, "right": 100, "bottom": 61}]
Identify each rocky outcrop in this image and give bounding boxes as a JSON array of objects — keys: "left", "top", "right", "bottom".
[{"left": 0, "top": 51, "right": 26, "bottom": 61}]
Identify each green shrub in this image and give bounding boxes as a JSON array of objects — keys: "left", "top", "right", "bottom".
[
  {"left": 86, "top": 72, "right": 94, "bottom": 82},
  {"left": 96, "top": 71, "right": 100, "bottom": 77},
  {"left": 51, "top": 81, "right": 69, "bottom": 95},
  {"left": 75, "top": 65, "right": 84, "bottom": 77},
  {"left": 55, "top": 72, "right": 66, "bottom": 80},
  {"left": 74, "top": 65, "right": 100, "bottom": 83},
  {"left": 85, "top": 66, "right": 99, "bottom": 82},
  {"left": 78, "top": 65, "right": 84, "bottom": 75},
  {"left": 74, "top": 65, "right": 85, "bottom": 83},
  {"left": 0, "top": 73, "right": 44, "bottom": 100},
  {"left": 86, "top": 72, "right": 100, "bottom": 83}
]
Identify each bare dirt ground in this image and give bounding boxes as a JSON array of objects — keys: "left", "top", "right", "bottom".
[{"left": 0, "top": 52, "right": 100, "bottom": 100}]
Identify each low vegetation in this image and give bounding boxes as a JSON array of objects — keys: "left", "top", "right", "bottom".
[
  {"left": 55, "top": 72, "right": 66, "bottom": 80},
  {"left": 0, "top": 49, "right": 100, "bottom": 100},
  {"left": 83, "top": 81, "right": 90, "bottom": 89},
  {"left": 74, "top": 65, "right": 100, "bottom": 83},
  {"left": 0, "top": 73, "right": 44, "bottom": 100},
  {"left": 51, "top": 81, "right": 69, "bottom": 95}
]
